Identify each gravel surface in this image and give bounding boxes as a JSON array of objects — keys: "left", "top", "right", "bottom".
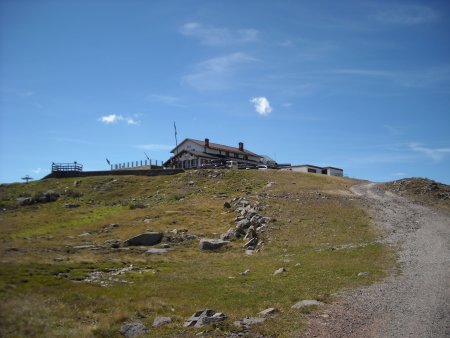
[{"left": 302, "top": 183, "right": 450, "bottom": 338}]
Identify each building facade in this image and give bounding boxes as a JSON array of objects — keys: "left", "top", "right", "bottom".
[
  {"left": 164, "top": 138, "right": 262, "bottom": 169},
  {"left": 290, "top": 165, "right": 344, "bottom": 177}
]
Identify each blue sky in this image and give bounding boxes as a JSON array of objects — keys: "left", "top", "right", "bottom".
[{"left": 1, "top": 0, "right": 450, "bottom": 184}]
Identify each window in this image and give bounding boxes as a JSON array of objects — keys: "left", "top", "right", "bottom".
[{"left": 307, "top": 168, "right": 316, "bottom": 173}]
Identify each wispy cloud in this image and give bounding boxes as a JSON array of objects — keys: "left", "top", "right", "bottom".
[
  {"left": 409, "top": 143, "right": 450, "bottom": 161},
  {"left": 98, "top": 114, "right": 139, "bottom": 125},
  {"left": 146, "top": 94, "right": 183, "bottom": 107},
  {"left": 30, "top": 167, "right": 49, "bottom": 175},
  {"left": 250, "top": 96, "right": 272, "bottom": 116},
  {"left": 330, "top": 65, "right": 450, "bottom": 89},
  {"left": 180, "top": 22, "right": 258, "bottom": 46},
  {"left": 374, "top": 4, "right": 439, "bottom": 25},
  {"left": 135, "top": 144, "right": 173, "bottom": 151},
  {"left": 183, "top": 52, "right": 257, "bottom": 91}
]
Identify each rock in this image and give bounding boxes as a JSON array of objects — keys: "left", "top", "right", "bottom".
[
  {"left": 236, "top": 219, "right": 251, "bottom": 230},
  {"left": 358, "top": 271, "right": 369, "bottom": 277},
  {"left": 105, "top": 239, "right": 121, "bottom": 248},
  {"left": 223, "top": 201, "right": 232, "bottom": 209},
  {"left": 239, "top": 269, "right": 251, "bottom": 276},
  {"left": 64, "top": 204, "right": 80, "bottom": 209},
  {"left": 233, "top": 317, "right": 266, "bottom": 328},
  {"left": 73, "top": 244, "right": 97, "bottom": 250},
  {"left": 220, "top": 228, "right": 239, "bottom": 241},
  {"left": 188, "top": 181, "right": 195, "bottom": 185},
  {"left": 273, "top": 267, "right": 287, "bottom": 275},
  {"left": 125, "top": 232, "right": 163, "bottom": 246},
  {"left": 152, "top": 316, "right": 172, "bottom": 328},
  {"left": 184, "top": 309, "right": 226, "bottom": 328},
  {"left": 17, "top": 197, "right": 33, "bottom": 206},
  {"left": 146, "top": 248, "right": 169, "bottom": 254},
  {"left": 291, "top": 300, "right": 324, "bottom": 309},
  {"left": 243, "top": 238, "right": 258, "bottom": 249},
  {"left": 37, "top": 192, "right": 60, "bottom": 203},
  {"left": 119, "top": 322, "right": 147, "bottom": 337},
  {"left": 199, "top": 239, "right": 229, "bottom": 251},
  {"left": 258, "top": 307, "right": 280, "bottom": 316}
]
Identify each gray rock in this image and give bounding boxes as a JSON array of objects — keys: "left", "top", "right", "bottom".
[
  {"left": 273, "top": 267, "right": 287, "bottom": 275},
  {"left": 125, "top": 232, "right": 163, "bottom": 246},
  {"left": 64, "top": 204, "right": 80, "bottom": 208},
  {"left": 221, "top": 228, "right": 239, "bottom": 241},
  {"left": 258, "top": 307, "right": 280, "bottom": 316},
  {"left": 152, "top": 316, "right": 172, "bottom": 328},
  {"left": 358, "top": 271, "right": 369, "bottom": 277},
  {"left": 199, "top": 239, "right": 229, "bottom": 251},
  {"left": 223, "top": 201, "right": 232, "bottom": 209},
  {"left": 119, "top": 322, "right": 147, "bottom": 337},
  {"left": 105, "top": 239, "right": 121, "bottom": 248},
  {"left": 291, "top": 300, "right": 324, "bottom": 309},
  {"left": 184, "top": 309, "right": 226, "bottom": 328},
  {"left": 234, "top": 317, "right": 266, "bottom": 328},
  {"left": 146, "top": 248, "right": 169, "bottom": 254},
  {"left": 17, "top": 197, "right": 33, "bottom": 206},
  {"left": 243, "top": 238, "right": 258, "bottom": 248},
  {"left": 236, "top": 219, "right": 251, "bottom": 230}
]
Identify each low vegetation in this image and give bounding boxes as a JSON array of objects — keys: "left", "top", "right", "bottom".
[{"left": 0, "top": 170, "right": 394, "bottom": 337}]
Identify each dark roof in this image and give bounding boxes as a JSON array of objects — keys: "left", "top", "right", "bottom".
[
  {"left": 323, "top": 166, "right": 343, "bottom": 171},
  {"left": 172, "top": 138, "right": 260, "bottom": 157}
]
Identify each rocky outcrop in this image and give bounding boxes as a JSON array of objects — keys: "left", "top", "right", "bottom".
[
  {"left": 124, "top": 232, "right": 163, "bottom": 246},
  {"left": 199, "top": 239, "right": 229, "bottom": 251},
  {"left": 183, "top": 309, "right": 226, "bottom": 327}
]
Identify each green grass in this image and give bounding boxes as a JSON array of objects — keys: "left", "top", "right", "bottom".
[{"left": 0, "top": 170, "right": 394, "bottom": 337}]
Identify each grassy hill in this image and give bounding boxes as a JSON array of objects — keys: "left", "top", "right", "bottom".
[{"left": 0, "top": 170, "right": 393, "bottom": 337}]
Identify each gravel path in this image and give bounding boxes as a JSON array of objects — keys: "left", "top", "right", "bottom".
[{"left": 302, "top": 183, "right": 450, "bottom": 338}]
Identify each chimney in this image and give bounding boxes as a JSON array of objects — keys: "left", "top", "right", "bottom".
[
  {"left": 205, "top": 138, "right": 210, "bottom": 147},
  {"left": 239, "top": 142, "right": 244, "bottom": 151}
]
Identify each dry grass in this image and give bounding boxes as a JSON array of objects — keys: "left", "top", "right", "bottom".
[{"left": 0, "top": 170, "right": 394, "bottom": 337}]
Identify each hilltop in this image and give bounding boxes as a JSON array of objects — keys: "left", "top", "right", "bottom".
[{"left": 0, "top": 170, "right": 393, "bottom": 337}]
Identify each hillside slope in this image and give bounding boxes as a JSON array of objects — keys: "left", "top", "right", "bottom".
[{"left": 0, "top": 170, "right": 393, "bottom": 337}]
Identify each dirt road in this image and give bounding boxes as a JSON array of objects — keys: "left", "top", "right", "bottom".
[{"left": 303, "top": 183, "right": 450, "bottom": 338}]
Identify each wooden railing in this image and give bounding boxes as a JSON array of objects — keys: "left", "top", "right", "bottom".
[{"left": 51, "top": 162, "right": 83, "bottom": 172}]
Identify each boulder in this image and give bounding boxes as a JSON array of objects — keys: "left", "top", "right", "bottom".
[
  {"left": 152, "top": 316, "right": 172, "bottom": 328},
  {"left": 291, "top": 300, "right": 324, "bottom": 309},
  {"left": 125, "top": 232, "right": 163, "bottom": 246},
  {"left": 273, "top": 267, "right": 287, "bottom": 275},
  {"left": 119, "top": 322, "right": 147, "bottom": 337},
  {"left": 233, "top": 317, "right": 266, "bottom": 328},
  {"left": 223, "top": 201, "right": 232, "bottom": 209},
  {"left": 258, "top": 307, "right": 279, "bottom": 316},
  {"left": 220, "top": 228, "right": 239, "bottom": 241},
  {"left": 184, "top": 309, "right": 226, "bottom": 328},
  {"left": 199, "top": 239, "right": 229, "bottom": 251}
]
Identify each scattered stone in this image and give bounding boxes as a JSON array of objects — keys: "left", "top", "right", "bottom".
[
  {"left": 78, "top": 232, "right": 91, "bottom": 237},
  {"left": 291, "top": 300, "right": 324, "bottom": 309},
  {"left": 125, "top": 232, "right": 163, "bottom": 246},
  {"left": 152, "top": 316, "right": 172, "bottom": 328},
  {"left": 258, "top": 307, "right": 280, "bottom": 316},
  {"left": 64, "top": 204, "right": 80, "bottom": 209},
  {"left": 188, "top": 181, "right": 195, "bottom": 186},
  {"left": 160, "top": 243, "right": 170, "bottom": 249},
  {"left": 243, "top": 237, "right": 258, "bottom": 249},
  {"left": 239, "top": 269, "right": 251, "bottom": 276},
  {"left": 233, "top": 317, "right": 266, "bottom": 328},
  {"left": 358, "top": 271, "right": 369, "bottom": 277},
  {"left": 119, "top": 322, "right": 148, "bottom": 337},
  {"left": 146, "top": 248, "right": 169, "bottom": 254},
  {"left": 199, "top": 239, "right": 229, "bottom": 251},
  {"left": 53, "top": 257, "right": 65, "bottom": 262},
  {"left": 72, "top": 244, "right": 97, "bottom": 250},
  {"left": 223, "top": 201, "right": 232, "bottom": 209},
  {"left": 220, "top": 228, "right": 239, "bottom": 241},
  {"left": 184, "top": 310, "right": 226, "bottom": 328},
  {"left": 105, "top": 239, "right": 121, "bottom": 248},
  {"left": 273, "top": 267, "right": 287, "bottom": 275},
  {"left": 245, "top": 249, "right": 255, "bottom": 255},
  {"left": 295, "top": 263, "right": 302, "bottom": 267}
]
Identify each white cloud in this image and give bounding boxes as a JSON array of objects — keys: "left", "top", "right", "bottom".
[
  {"left": 31, "top": 167, "right": 49, "bottom": 175},
  {"left": 374, "top": 5, "right": 438, "bottom": 25},
  {"left": 183, "top": 52, "right": 257, "bottom": 91},
  {"left": 147, "top": 94, "right": 183, "bottom": 107},
  {"left": 409, "top": 143, "right": 450, "bottom": 161},
  {"left": 136, "top": 144, "right": 173, "bottom": 151},
  {"left": 180, "top": 22, "right": 258, "bottom": 46},
  {"left": 98, "top": 114, "right": 139, "bottom": 125},
  {"left": 250, "top": 97, "right": 272, "bottom": 116}
]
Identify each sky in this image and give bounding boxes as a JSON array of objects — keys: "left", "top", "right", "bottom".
[{"left": 1, "top": 0, "right": 450, "bottom": 184}]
